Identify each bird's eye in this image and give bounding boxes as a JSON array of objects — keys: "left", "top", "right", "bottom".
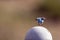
[{"left": 41, "top": 18, "right": 44, "bottom": 20}]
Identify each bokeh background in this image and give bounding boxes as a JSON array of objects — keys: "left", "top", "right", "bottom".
[{"left": 0, "top": 0, "right": 60, "bottom": 40}]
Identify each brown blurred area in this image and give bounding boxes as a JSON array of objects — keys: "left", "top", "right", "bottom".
[{"left": 0, "top": 0, "right": 60, "bottom": 40}]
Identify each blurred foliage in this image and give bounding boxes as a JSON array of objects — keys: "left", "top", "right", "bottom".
[
  {"left": 33, "top": 0, "right": 60, "bottom": 18},
  {"left": 44, "top": 0, "right": 60, "bottom": 16}
]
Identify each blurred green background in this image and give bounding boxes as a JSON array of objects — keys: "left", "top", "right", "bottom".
[{"left": 0, "top": 0, "right": 60, "bottom": 40}]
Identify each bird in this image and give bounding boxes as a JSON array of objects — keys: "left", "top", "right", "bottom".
[{"left": 36, "top": 17, "right": 45, "bottom": 26}]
